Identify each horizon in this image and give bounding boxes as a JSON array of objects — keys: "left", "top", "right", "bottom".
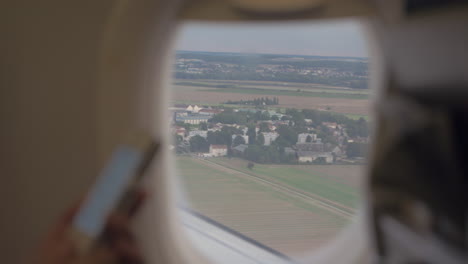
[
  {"left": 176, "top": 20, "right": 368, "bottom": 58},
  {"left": 176, "top": 49, "right": 368, "bottom": 60}
]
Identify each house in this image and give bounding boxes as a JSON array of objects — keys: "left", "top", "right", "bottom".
[
  {"left": 284, "top": 147, "right": 296, "bottom": 156},
  {"left": 323, "top": 122, "right": 338, "bottom": 130},
  {"left": 188, "top": 130, "right": 208, "bottom": 139},
  {"left": 332, "top": 146, "right": 344, "bottom": 157},
  {"left": 174, "top": 127, "right": 186, "bottom": 137},
  {"left": 199, "top": 108, "right": 223, "bottom": 115},
  {"left": 297, "top": 133, "right": 317, "bottom": 144},
  {"left": 297, "top": 151, "right": 333, "bottom": 164},
  {"left": 232, "top": 144, "right": 248, "bottom": 155},
  {"left": 296, "top": 142, "right": 324, "bottom": 152},
  {"left": 262, "top": 132, "right": 279, "bottom": 146},
  {"left": 209, "top": 145, "right": 228, "bottom": 157}
]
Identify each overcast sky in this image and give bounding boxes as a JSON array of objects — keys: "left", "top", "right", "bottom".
[{"left": 176, "top": 19, "right": 368, "bottom": 58}]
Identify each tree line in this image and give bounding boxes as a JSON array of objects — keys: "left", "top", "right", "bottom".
[{"left": 224, "top": 97, "right": 279, "bottom": 106}]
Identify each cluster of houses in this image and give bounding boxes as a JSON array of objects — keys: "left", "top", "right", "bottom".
[{"left": 171, "top": 104, "right": 351, "bottom": 163}]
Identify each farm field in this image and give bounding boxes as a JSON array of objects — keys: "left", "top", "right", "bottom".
[
  {"left": 171, "top": 84, "right": 370, "bottom": 115},
  {"left": 211, "top": 158, "right": 363, "bottom": 209},
  {"left": 174, "top": 80, "right": 370, "bottom": 94},
  {"left": 198, "top": 87, "right": 368, "bottom": 100},
  {"left": 175, "top": 156, "right": 360, "bottom": 257}
]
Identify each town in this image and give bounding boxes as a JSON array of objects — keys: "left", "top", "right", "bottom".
[
  {"left": 174, "top": 52, "right": 369, "bottom": 89},
  {"left": 170, "top": 98, "right": 369, "bottom": 165}
]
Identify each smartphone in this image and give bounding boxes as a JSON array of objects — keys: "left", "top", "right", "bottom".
[{"left": 70, "top": 134, "right": 159, "bottom": 254}]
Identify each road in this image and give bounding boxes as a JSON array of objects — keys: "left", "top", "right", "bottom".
[{"left": 194, "top": 158, "right": 355, "bottom": 219}]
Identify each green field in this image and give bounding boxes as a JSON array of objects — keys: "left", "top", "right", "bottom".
[
  {"left": 174, "top": 79, "right": 369, "bottom": 100},
  {"left": 175, "top": 156, "right": 350, "bottom": 254},
  {"left": 211, "top": 158, "right": 361, "bottom": 208},
  {"left": 175, "top": 79, "right": 367, "bottom": 93},
  {"left": 176, "top": 157, "right": 349, "bottom": 215}
]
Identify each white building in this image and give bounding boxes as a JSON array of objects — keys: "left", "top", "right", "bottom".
[
  {"left": 209, "top": 145, "right": 228, "bottom": 157},
  {"left": 175, "top": 114, "right": 210, "bottom": 125},
  {"left": 262, "top": 132, "right": 279, "bottom": 146},
  {"left": 297, "top": 133, "right": 317, "bottom": 144},
  {"left": 297, "top": 151, "right": 333, "bottom": 164},
  {"left": 186, "top": 105, "right": 202, "bottom": 113},
  {"left": 188, "top": 130, "right": 208, "bottom": 139}
]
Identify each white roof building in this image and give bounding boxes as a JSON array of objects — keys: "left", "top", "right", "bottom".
[
  {"left": 297, "top": 133, "right": 317, "bottom": 144},
  {"left": 262, "top": 132, "right": 279, "bottom": 146},
  {"left": 209, "top": 145, "right": 228, "bottom": 157}
]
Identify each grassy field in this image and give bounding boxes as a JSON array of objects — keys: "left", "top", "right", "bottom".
[
  {"left": 171, "top": 80, "right": 371, "bottom": 115},
  {"left": 211, "top": 158, "right": 362, "bottom": 209},
  {"left": 175, "top": 156, "right": 350, "bottom": 255},
  {"left": 175, "top": 79, "right": 368, "bottom": 93},
  {"left": 173, "top": 80, "right": 369, "bottom": 100},
  {"left": 197, "top": 87, "right": 368, "bottom": 100}
]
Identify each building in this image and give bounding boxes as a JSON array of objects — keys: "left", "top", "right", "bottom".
[
  {"left": 297, "top": 151, "right": 333, "bottom": 164},
  {"left": 323, "top": 122, "right": 338, "bottom": 130},
  {"left": 188, "top": 130, "right": 208, "bottom": 139},
  {"left": 296, "top": 142, "right": 324, "bottom": 152},
  {"left": 173, "top": 126, "right": 186, "bottom": 137},
  {"left": 262, "top": 132, "right": 279, "bottom": 146},
  {"left": 175, "top": 113, "right": 210, "bottom": 125},
  {"left": 297, "top": 133, "right": 317, "bottom": 144},
  {"left": 186, "top": 105, "right": 202, "bottom": 113},
  {"left": 209, "top": 145, "right": 228, "bottom": 157},
  {"left": 199, "top": 108, "right": 223, "bottom": 115},
  {"left": 284, "top": 147, "right": 296, "bottom": 156},
  {"left": 232, "top": 144, "right": 248, "bottom": 155}
]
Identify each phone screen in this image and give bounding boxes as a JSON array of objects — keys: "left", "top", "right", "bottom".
[{"left": 73, "top": 145, "right": 143, "bottom": 238}]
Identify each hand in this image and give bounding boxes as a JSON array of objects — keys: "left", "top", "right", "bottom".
[{"left": 32, "top": 191, "right": 146, "bottom": 264}]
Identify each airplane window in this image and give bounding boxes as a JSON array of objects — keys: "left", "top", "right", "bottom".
[{"left": 170, "top": 20, "right": 370, "bottom": 261}]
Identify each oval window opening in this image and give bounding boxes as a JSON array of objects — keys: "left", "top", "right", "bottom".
[{"left": 170, "top": 20, "right": 371, "bottom": 262}]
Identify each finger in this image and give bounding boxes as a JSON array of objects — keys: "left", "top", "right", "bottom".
[
  {"left": 112, "top": 238, "right": 143, "bottom": 264},
  {"left": 50, "top": 198, "right": 84, "bottom": 238},
  {"left": 84, "top": 245, "right": 117, "bottom": 264},
  {"left": 107, "top": 213, "right": 131, "bottom": 233},
  {"left": 128, "top": 190, "right": 147, "bottom": 217}
]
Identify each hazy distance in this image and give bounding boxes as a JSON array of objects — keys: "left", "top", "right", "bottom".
[{"left": 176, "top": 20, "right": 368, "bottom": 58}]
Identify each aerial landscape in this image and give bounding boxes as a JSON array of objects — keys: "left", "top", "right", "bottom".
[{"left": 170, "top": 50, "right": 370, "bottom": 259}]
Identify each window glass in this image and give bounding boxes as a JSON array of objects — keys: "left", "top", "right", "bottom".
[{"left": 171, "top": 20, "right": 370, "bottom": 260}]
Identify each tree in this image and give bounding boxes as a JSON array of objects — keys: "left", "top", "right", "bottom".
[
  {"left": 257, "top": 133, "right": 265, "bottom": 146},
  {"left": 247, "top": 162, "right": 254, "bottom": 170},
  {"left": 276, "top": 125, "right": 298, "bottom": 147},
  {"left": 173, "top": 134, "right": 183, "bottom": 144},
  {"left": 189, "top": 135, "right": 209, "bottom": 152},
  {"left": 247, "top": 125, "right": 256, "bottom": 145},
  {"left": 175, "top": 121, "right": 191, "bottom": 132},
  {"left": 306, "top": 135, "right": 312, "bottom": 143},
  {"left": 271, "top": 115, "right": 279, "bottom": 121},
  {"left": 259, "top": 122, "right": 271, "bottom": 133},
  {"left": 199, "top": 122, "right": 208, "bottom": 131},
  {"left": 233, "top": 135, "right": 246, "bottom": 147}
]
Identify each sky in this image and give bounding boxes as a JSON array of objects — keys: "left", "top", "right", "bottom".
[{"left": 176, "top": 19, "right": 368, "bottom": 58}]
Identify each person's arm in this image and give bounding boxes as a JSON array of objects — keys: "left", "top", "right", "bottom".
[{"left": 32, "top": 191, "right": 145, "bottom": 264}]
